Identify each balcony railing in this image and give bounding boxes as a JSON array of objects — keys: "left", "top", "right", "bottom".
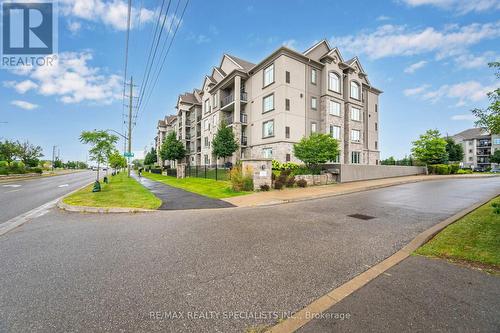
[
  {"left": 221, "top": 92, "right": 248, "bottom": 108},
  {"left": 196, "top": 131, "right": 201, "bottom": 137},
  {"left": 226, "top": 113, "right": 248, "bottom": 125}
]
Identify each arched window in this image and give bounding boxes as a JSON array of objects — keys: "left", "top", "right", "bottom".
[
  {"left": 328, "top": 72, "right": 340, "bottom": 93},
  {"left": 350, "top": 81, "right": 360, "bottom": 100}
]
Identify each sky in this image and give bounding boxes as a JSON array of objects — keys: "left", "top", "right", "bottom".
[{"left": 0, "top": 0, "right": 499, "bottom": 162}]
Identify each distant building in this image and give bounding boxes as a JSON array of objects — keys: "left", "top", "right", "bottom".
[{"left": 452, "top": 127, "right": 500, "bottom": 169}]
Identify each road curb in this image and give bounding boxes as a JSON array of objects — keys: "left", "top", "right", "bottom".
[
  {"left": 231, "top": 175, "right": 498, "bottom": 208},
  {"left": 265, "top": 192, "right": 499, "bottom": 333}
]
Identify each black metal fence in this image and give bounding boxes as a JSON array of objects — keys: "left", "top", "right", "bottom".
[{"left": 185, "top": 164, "right": 231, "bottom": 181}]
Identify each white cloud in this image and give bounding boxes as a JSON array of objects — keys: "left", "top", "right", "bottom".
[
  {"left": 451, "top": 114, "right": 475, "bottom": 120},
  {"left": 404, "top": 60, "right": 428, "bottom": 73},
  {"left": 406, "top": 81, "right": 495, "bottom": 106},
  {"left": 5, "top": 52, "right": 122, "bottom": 105},
  {"left": 60, "top": 0, "right": 156, "bottom": 31},
  {"left": 67, "top": 21, "right": 82, "bottom": 33},
  {"left": 376, "top": 15, "right": 391, "bottom": 21},
  {"left": 454, "top": 51, "right": 498, "bottom": 69},
  {"left": 187, "top": 33, "right": 211, "bottom": 44},
  {"left": 11, "top": 100, "right": 39, "bottom": 110},
  {"left": 404, "top": 84, "right": 430, "bottom": 96},
  {"left": 282, "top": 39, "right": 297, "bottom": 49},
  {"left": 333, "top": 22, "right": 500, "bottom": 59},
  {"left": 401, "top": 0, "right": 500, "bottom": 14},
  {"left": 3, "top": 80, "right": 38, "bottom": 94}
]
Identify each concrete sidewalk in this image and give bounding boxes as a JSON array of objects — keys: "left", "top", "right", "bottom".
[
  {"left": 298, "top": 255, "right": 500, "bottom": 332},
  {"left": 223, "top": 174, "right": 498, "bottom": 207}
]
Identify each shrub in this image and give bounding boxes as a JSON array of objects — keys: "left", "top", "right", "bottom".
[
  {"left": 427, "top": 165, "right": 436, "bottom": 174},
  {"left": 292, "top": 165, "right": 317, "bottom": 176},
  {"left": 0, "top": 161, "right": 8, "bottom": 168},
  {"left": 230, "top": 165, "right": 254, "bottom": 192},
  {"left": 272, "top": 160, "right": 282, "bottom": 170},
  {"left": 9, "top": 161, "right": 26, "bottom": 174},
  {"left": 274, "top": 180, "right": 284, "bottom": 190},
  {"left": 296, "top": 179, "right": 307, "bottom": 188},
  {"left": 260, "top": 184, "right": 270, "bottom": 191},
  {"left": 28, "top": 167, "right": 43, "bottom": 174},
  {"left": 285, "top": 175, "right": 296, "bottom": 187},
  {"left": 281, "top": 162, "right": 299, "bottom": 171},
  {"left": 450, "top": 164, "right": 460, "bottom": 174},
  {"left": 457, "top": 169, "right": 473, "bottom": 174},
  {"left": 435, "top": 164, "right": 451, "bottom": 175}
]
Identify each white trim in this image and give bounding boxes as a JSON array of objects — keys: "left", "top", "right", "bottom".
[
  {"left": 303, "top": 39, "right": 331, "bottom": 55},
  {"left": 223, "top": 54, "right": 244, "bottom": 70}
]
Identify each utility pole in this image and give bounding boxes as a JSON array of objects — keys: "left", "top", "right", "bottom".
[
  {"left": 127, "top": 76, "right": 133, "bottom": 177},
  {"left": 51, "top": 145, "right": 56, "bottom": 171}
]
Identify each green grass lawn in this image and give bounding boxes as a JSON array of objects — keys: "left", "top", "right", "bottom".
[
  {"left": 63, "top": 172, "right": 161, "bottom": 209},
  {"left": 415, "top": 196, "right": 500, "bottom": 270},
  {"left": 142, "top": 172, "right": 250, "bottom": 199}
]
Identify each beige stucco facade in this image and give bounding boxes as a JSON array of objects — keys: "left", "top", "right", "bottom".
[{"left": 156, "top": 40, "right": 382, "bottom": 166}]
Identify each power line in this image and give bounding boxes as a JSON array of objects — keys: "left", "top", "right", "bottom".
[
  {"left": 135, "top": 0, "right": 190, "bottom": 126},
  {"left": 121, "top": 0, "right": 133, "bottom": 153}
]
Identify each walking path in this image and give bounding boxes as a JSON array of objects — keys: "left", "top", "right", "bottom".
[
  {"left": 224, "top": 174, "right": 499, "bottom": 207},
  {"left": 132, "top": 173, "right": 234, "bottom": 210}
]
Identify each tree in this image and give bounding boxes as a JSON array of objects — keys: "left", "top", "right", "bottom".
[
  {"left": 160, "top": 132, "right": 186, "bottom": 163},
  {"left": 0, "top": 140, "right": 18, "bottom": 164},
  {"left": 109, "top": 151, "right": 127, "bottom": 171},
  {"left": 53, "top": 158, "right": 63, "bottom": 168},
  {"left": 144, "top": 147, "right": 158, "bottom": 165},
  {"left": 132, "top": 159, "right": 144, "bottom": 170},
  {"left": 472, "top": 62, "right": 499, "bottom": 134},
  {"left": 293, "top": 133, "right": 340, "bottom": 168},
  {"left": 16, "top": 140, "right": 43, "bottom": 167},
  {"left": 79, "top": 130, "right": 118, "bottom": 184},
  {"left": 381, "top": 156, "right": 396, "bottom": 165},
  {"left": 411, "top": 129, "right": 448, "bottom": 165},
  {"left": 445, "top": 137, "right": 464, "bottom": 162},
  {"left": 491, "top": 150, "right": 500, "bottom": 164},
  {"left": 212, "top": 121, "right": 238, "bottom": 163}
]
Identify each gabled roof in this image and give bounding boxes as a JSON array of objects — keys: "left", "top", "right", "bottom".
[
  {"left": 157, "top": 119, "right": 166, "bottom": 127},
  {"left": 179, "top": 91, "right": 200, "bottom": 105},
  {"left": 225, "top": 54, "right": 255, "bottom": 72},
  {"left": 165, "top": 115, "right": 176, "bottom": 125},
  {"left": 345, "top": 56, "right": 366, "bottom": 74},
  {"left": 303, "top": 39, "right": 332, "bottom": 56},
  {"left": 320, "top": 47, "right": 344, "bottom": 63},
  {"left": 453, "top": 127, "right": 490, "bottom": 140}
]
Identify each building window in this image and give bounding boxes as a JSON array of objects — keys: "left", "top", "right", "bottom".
[
  {"left": 375, "top": 104, "right": 378, "bottom": 112},
  {"left": 311, "top": 122, "right": 317, "bottom": 133},
  {"left": 204, "top": 99, "right": 210, "bottom": 114},
  {"left": 311, "top": 69, "right": 317, "bottom": 84},
  {"left": 469, "top": 149, "right": 473, "bottom": 153},
  {"left": 262, "top": 148, "right": 273, "bottom": 158},
  {"left": 351, "top": 129, "right": 360, "bottom": 142},
  {"left": 351, "top": 151, "right": 361, "bottom": 164},
  {"left": 375, "top": 122, "right": 378, "bottom": 131},
  {"left": 494, "top": 138, "right": 500, "bottom": 144},
  {"left": 375, "top": 141, "right": 378, "bottom": 149},
  {"left": 286, "top": 153, "right": 291, "bottom": 162},
  {"left": 263, "top": 94, "right": 274, "bottom": 113},
  {"left": 330, "top": 125, "right": 341, "bottom": 140},
  {"left": 328, "top": 100, "right": 340, "bottom": 116},
  {"left": 204, "top": 154, "right": 209, "bottom": 165},
  {"left": 204, "top": 119, "right": 210, "bottom": 131},
  {"left": 285, "top": 71, "right": 290, "bottom": 84},
  {"left": 351, "top": 107, "right": 361, "bottom": 121},
  {"left": 328, "top": 72, "right": 340, "bottom": 92},
  {"left": 311, "top": 97, "right": 317, "bottom": 110},
  {"left": 263, "top": 63, "right": 274, "bottom": 87},
  {"left": 263, "top": 120, "right": 274, "bottom": 138},
  {"left": 204, "top": 137, "right": 210, "bottom": 148},
  {"left": 285, "top": 98, "right": 290, "bottom": 111},
  {"left": 350, "top": 81, "right": 360, "bottom": 99},
  {"left": 285, "top": 126, "right": 290, "bottom": 139}
]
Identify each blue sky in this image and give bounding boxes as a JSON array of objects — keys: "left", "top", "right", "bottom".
[{"left": 1, "top": 0, "right": 499, "bottom": 162}]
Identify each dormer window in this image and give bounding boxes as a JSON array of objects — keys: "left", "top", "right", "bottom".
[{"left": 350, "top": 81, "right": 360, "bottom": 100}]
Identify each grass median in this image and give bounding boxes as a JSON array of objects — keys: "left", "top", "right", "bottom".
[
  {"left": 63, "top": 172, "right": 161, "bottom": 209},
  {"left": 415, "top": 196, "right": 500, "bottom": 272},
  {"left": 142, "top": 172, "right": 250, "bottom": 199}
]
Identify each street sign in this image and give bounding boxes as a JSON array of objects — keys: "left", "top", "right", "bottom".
[{"left": 124, "top": 152, "right": 134, "bottom": 157}]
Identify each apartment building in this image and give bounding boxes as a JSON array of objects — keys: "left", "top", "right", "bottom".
[
  {"left": 156, "top": 39, "right": 382, "bottom": 166},
  {"left": 453, "top": 127, "right": 500, "bottom": 169},
  {"left": 155, "top": 115, "right": 177, "bottom": 164}
]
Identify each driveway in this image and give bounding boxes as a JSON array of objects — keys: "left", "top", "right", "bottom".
[
  {"left": 0, "top": 178, "right": 499, "bottom": 332},
  {"left": 132, "top": 173, "right": 234, "bottom": 210}
]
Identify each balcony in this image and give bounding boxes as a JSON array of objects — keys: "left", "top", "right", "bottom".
[
  {"left": 197, "top": 147, "right": 201, "bottom": 153},
  {"left": 221, "top": 92, "right": 248, "bottom": 110},
  {"left": 226, "top": 113, "right": 248, "bottom": 125},
  {"left": 196, "top": 131, "right": 201, "bottom": 137}
]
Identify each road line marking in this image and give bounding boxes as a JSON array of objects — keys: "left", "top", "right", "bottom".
[
  {"left": 58, "top": 184, "right": 69, "bottom": 187},
  {"left": 2, "top": 184, "right": 21, "bottom": 188},
  {"left": 0, "top": 198, "right": 59, "bottom": 236},
  {"left": 5, "top": 189, "right": 22, "bottom": 193}
]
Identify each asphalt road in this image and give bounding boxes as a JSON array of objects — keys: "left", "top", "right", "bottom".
[
  {"left": 0, "top": 171, "right": 96, "bottom": 224},
  {"left": 0, "top": 178, "right": 499, "bottom": 332}
]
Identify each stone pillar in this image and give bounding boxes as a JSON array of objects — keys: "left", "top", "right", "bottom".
[
  {"left": 176, "top": 163, "right": 186, "bottom": 179},
  {"left": 233, "top": 76, "right": 242, "bottom": 164},
  {"left": 241, "top": 158, "right": 272, "bottom": 191}
]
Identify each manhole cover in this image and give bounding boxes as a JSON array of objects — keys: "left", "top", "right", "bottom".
[{"left": 348, "top": 214, "right": 376, "bottom": 220}]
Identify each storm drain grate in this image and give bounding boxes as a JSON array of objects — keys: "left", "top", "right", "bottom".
[{"left": 348, "top": 214, "right": 376, "bottom": 220}]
